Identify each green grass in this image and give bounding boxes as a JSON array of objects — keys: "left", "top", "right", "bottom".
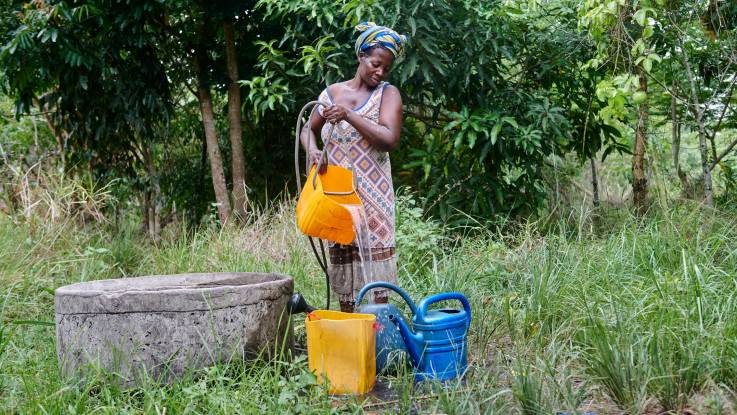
[{"left": 2, "top": 188, "right": 737, "bottom": 413}]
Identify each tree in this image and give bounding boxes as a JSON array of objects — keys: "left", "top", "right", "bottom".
[
  {"left": 1, "top": 0, "right": 173, "bottom": 220},
  {"left": 666, "top": 1, "right": 737, "bottom": 206},
  {"left": 1, "top": 0, "right": 275, "bottom": 227},
  {"left": 249, "top": 0, "right": 621, "bottom": 222},
  {"left": 198, "top": 1, "right": 259, "bottom": 221},
  {"left": 150, "top": 0, "right": 277, "bottom": 224},
  {"left": 190, "top": 10, "right": 232, "bottom": 223},
  {"left": 223, "top": 20, "right": 248, "bottom": 219},
  {"left": 580, "top": 0, "right": 665, "bottom": 215}
]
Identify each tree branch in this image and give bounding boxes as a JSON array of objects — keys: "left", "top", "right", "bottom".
[
  {"left": 405, "top": 110, "right": 450, "bottom": 129},
  {"left": 679, "top": 35, "right": 714, "bottom": 206},
  {"left": 184, "top": 81, "right": 197, "bottom": 97},
  {"left": 707, "top": 74, "right": 737, "bottom": 143},
  {"left": 710, "top": 136, "right": 737, "bottom": 172}
]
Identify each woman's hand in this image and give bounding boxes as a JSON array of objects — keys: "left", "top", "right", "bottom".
[
  {"left": 309, "top": 149, "right": 327, "bottom": 174},
  {"left": 322, "top": 105, "right": 351, "bottom": 124}
]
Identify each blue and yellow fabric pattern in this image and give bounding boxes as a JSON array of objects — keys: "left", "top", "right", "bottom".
[{"left": 354, "top": 22, "right": 407, "bottom": 58}]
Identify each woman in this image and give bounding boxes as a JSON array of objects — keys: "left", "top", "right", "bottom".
[{"left": 301, "top": 22, "right": 407, "bottom": 312}]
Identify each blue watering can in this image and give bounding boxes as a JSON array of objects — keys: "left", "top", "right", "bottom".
[{"left": 356, "top": 282, "right": 471, "bottom": 382}]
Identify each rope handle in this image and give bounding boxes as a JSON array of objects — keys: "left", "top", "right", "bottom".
[
  {"left": 294, "top": 100, "right": 362, "bottom": 193},
  {"left": 294, "top": 100, "right": 333, "bottom": 194},
  {"left": 312, "top": 146, "right": 329, "bottom": 190}
]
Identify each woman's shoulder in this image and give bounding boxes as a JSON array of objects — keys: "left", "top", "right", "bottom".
[
  {"left": 381, "top": 82, "right": 399, "bottom": 94},
  {"left": 325, "top": 81, "right": 351, "bottom": 97},
  {"left": 379, "top": 82, "right": 401, "bottom": 106}
]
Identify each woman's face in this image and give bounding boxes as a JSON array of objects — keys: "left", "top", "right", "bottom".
[{"left": 358, "top": 47, "right": 395, "bottom": 87}]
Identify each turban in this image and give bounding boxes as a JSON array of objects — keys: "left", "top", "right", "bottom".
[{"left": 354, "top": 22, "right": 407, "bottom": 58}]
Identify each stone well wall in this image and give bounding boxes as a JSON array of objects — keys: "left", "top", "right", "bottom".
[{"left": 55, "top": 272, "right": 293, "bottom": 385}]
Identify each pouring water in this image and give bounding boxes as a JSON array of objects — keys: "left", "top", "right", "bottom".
[{"left": 344, "top": 204, "right": 375, "bottom": 302}]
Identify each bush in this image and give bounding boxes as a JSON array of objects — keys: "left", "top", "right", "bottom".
[{"left": 395, "top": 190, "right": 448, "bottom": 275}]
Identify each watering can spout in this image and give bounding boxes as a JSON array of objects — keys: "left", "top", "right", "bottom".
[
  {"left": 287, "top": 292, "right": 316, "bottom": 315},
  {"left": 388, "top": 314, "right": 422, "bottom": 365}
]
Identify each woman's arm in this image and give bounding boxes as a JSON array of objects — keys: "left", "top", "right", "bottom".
[
  {"left": 300, "top": 106, "right": 328, "bottom": 171},
  {"left": 322, "top": 85, "right": 402, "bottom": 152}
]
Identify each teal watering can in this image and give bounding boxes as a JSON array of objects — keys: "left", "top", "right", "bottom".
[
  {"left": 356, "top": 282, "right": 471, "bottom": 382},
  {"left": 355, "top": 282, "right": 412, "bottom": 373}
]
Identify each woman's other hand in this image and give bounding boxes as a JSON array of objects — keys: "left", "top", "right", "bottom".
[{"left": 322, "top": 105, "right": 351, "bottom": 124}]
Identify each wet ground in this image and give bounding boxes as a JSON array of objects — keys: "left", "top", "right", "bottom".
[{"left": 328, "top": 378, "right": 422, "bottom": 414}]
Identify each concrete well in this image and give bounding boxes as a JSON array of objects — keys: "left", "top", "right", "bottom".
[{"left": 55, "top": 272, "right": 293, "bottom": 385}]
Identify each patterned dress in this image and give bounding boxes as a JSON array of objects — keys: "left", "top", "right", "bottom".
[{"left": 317, "top": 82, "right": 398, "bottom": 303}]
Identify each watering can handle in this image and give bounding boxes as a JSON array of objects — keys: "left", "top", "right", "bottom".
[
  {"left": 354, "top": 282, "right": 418, "bottom": 314},
  {"left": 417, "top": 292, "right": 471, "bottom": 329}
]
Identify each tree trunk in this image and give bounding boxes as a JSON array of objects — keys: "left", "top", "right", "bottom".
[
  {"left": 671, "top": 84, "right": 680, "bottom": 174},
  {"left": 196, "top": 84, "right": 232, "bottom": 224},
  {"left": 681, "top": 46, "right": 714, "bottom": 207},
  {"left": 708, "top": 135, "right": 718, "bottom": 161},
  {"left": 193, "top": 28, "right": 232, "bottom": 224},
  {"left": 35, "top": 98, "right": 67, "bottom": 172},
  {"left": 223, "top": 21, "right": 248, "bottom": 220},
  {"left": 590, "top": 157, "right": 600, "bottom": 207},
  {"left": 143, "top": 143, "right": 161, "bottom": 243},
  {"left": 632, "top": 69, "right": 649, "bottom": 216},
  {"left": 197, "top": 130, "right": 207, "bottom": 194},
  {"left": 142, "top": 190, "right": 151, "bottom": 234},
  {"left": 671, "top": 83, "right": 690, "bottom": 192}
]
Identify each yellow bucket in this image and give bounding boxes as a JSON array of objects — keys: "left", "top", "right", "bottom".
[
  {"left": 296, "top": 165, "right": 362, "bottom": 245},
  {"left": 305, "top": 310, "right": 376, "bottom": 394}
]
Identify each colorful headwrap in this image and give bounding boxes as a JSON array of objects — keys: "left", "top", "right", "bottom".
[{"left": 354, "top": 22, "right": 407, "bottom": 58}]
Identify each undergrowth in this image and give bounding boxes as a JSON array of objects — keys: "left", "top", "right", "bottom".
[{"left": 1, "top": 170, "right": 737, "bottom": 414}]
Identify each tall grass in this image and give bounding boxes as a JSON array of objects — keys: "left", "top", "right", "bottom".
[
  {"left": 579, "top": 318, "right": 649, "bottom": 414},
  {"left": 2, "top": 169, "right": 737, "bottom": 413}
]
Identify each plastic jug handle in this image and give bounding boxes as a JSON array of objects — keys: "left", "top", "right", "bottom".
[
  {"left": 417, "top": 292, "right": 471, "bottom": 329},
  {"left": 307, "top": 312, "right": 321, "bottom": 321},
  {"left": 354, "top": 282, "right": 418, "bottom": 314}
]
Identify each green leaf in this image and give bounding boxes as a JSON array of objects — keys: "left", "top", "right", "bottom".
[
  {"left": 468, "top": 130, "right": 478, "bottom": 148},
  {"left": 444, "top": 119, "right": 461, "bottom": 132},
  {"left": 633, "top": 9, "right": 647, "bottom": 26},
  {"left": 505, "top": 6, "right": 523, "bottom": 16},
  {"left": 643, "top": 58, "right": 652, "bottom": 73},
  {"left": 480, "top": 141, "right": 492, "bottom": 162},
  {"left": 502, "top": 117, "right": 518, "bottom": 128},
  {"left": 490, "top": 123, "right": 502, "bottom": 145},
  {"left": 601, "top": 145, "right": 614, "bottom": 161},
  {"left": 454, "top": 132, "right": 464, "bottom": 149}
]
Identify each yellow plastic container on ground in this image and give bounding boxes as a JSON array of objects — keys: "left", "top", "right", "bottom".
[
  {"left": 296, "top": 165, "right": 362, "bottom": 245},
  {"left": 305, "top": 310, "right": 376, "bottom": 394}
]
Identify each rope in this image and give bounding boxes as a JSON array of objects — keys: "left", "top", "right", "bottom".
[{"left": 294, "top": 100, "right": 334, "bottom": 310}]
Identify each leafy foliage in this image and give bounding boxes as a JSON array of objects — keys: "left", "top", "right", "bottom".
[
  {"left": 1, "top": 0, "right": 172, "bottom": 175},
  {"left": 394, "top": 191, "right": 447, "bottom": 274},
  {"left": 247, "top": 0, "right": 624, "bottom": 223},
  {"left": 0, "top": 0, "right": 296, "bottom": 221},
  {"left": 2, "top": 0, "right": 735, "bottom": 225}
]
